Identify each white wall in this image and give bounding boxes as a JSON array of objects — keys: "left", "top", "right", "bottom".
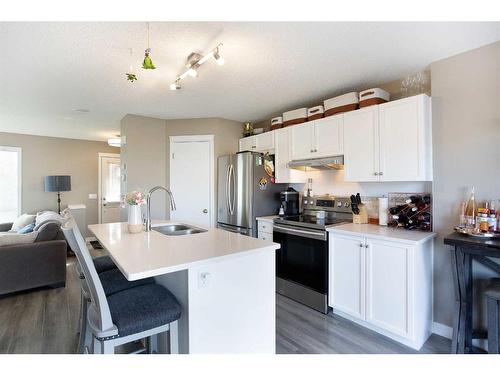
[{"left": 431, "top": 40, "right": 500, "bottom": 328}]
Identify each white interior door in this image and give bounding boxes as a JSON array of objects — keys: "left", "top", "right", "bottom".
[
  {"left": 170, "top": 138, "right": 212, "bottom": 227},
  {"left": 99, "top": 154, "right": 121, "bottom": 223}
]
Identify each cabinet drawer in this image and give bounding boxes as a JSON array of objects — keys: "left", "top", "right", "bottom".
[
  {"left": 258, "top": 232, "right": 273, "bottom": 242},
  {"left": 258, "top": 221, "right": 273, "bottom": 234}
]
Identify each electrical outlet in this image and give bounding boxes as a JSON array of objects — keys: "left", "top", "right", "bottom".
[
  {"left": 198, "top": 271, "right": 211, "bottom": 288},
  {"left": 88, "top": 193, "right": 97, "bottom": 200}
]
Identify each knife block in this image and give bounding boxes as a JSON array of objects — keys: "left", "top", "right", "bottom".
[{"left": 353, "top": 204, "right": 369, "bottom": 224}]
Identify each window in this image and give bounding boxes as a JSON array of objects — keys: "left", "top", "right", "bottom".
[{"left": 0, "top": 146, "right": 21, "bottom": 223}]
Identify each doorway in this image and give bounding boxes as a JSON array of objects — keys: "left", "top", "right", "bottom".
[
  {"left": 169, "top": 135, "right": 214, "bottom": 227},
  {"left": 98, "top": 153, "right": 121, "bottom": 224}
]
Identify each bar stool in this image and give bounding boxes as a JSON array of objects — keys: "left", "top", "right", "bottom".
[
  {"left": 62, "top": 222, "right": 181, "bottom": 354},
  {"left": 486, "top": 278, "right": 500, "bottom": 354},
  {"left": 68, "top": 229, "right": 155, "bottom": 353}
]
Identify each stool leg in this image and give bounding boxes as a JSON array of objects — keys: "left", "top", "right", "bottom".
[
  {"left": 78, "top": 293, "right": 89, "bottom": 354},
  {"left": 169, "top": 320, "right": 179, "bottom": 354},
  {"left": 487, "top": 298, "right": 499, "bottom": 354}
]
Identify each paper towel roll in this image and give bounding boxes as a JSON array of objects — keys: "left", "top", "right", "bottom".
[{"left": 378, "top": 197, "right": 389, "bottom": 226}]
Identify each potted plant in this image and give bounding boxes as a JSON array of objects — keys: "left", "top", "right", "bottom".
[{"left": 123, "top": 191, "right": 145, "bottom": 233}]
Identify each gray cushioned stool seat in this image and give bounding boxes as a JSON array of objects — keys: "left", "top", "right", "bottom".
[
  {"left": 99, "top": 268, "right": 155, "bottom": 296},
  {"left": 93, "top": 256, "right": 117, "bottom": 273},
  {"left": 107, "top": 284, "right": 182, "bottom": 337}
]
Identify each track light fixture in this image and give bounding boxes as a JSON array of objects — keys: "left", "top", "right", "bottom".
[{"left": 169, "top": 43, "right": 224, "bottom": 91}]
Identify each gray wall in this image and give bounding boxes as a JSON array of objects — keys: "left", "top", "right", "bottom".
[
  {"left": 120, "top": 115, "right": 242, "bottom": 220},
  {"left": 431, "top": 41, "right": 500, "bottom": 327},
  {"left": 0, "top": 131, "right": 117, "bottom": 230}
]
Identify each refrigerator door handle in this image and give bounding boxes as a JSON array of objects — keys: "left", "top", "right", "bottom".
[
  {"left": 229, "top": 164, "right": 235, "bottom": 215},
  {"left": 225, "top": 164, "right": 231, "bottom": 215}
]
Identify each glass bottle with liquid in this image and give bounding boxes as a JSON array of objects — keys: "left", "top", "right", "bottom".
[{"left": 464, "top": 187, "right": 476, "bottom": 229}]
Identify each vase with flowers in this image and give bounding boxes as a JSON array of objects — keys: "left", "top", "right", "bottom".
[{"left": 124, "top": 191, "right": 145, "bottom": 233}]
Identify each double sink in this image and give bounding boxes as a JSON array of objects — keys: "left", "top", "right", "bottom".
[{"left": 152, "top": 223, "right": 207, "bottom": 236}]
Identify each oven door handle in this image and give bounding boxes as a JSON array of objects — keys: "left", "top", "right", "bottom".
[{"left": 273, "top": 224, "right": 327, "bottom": 241}]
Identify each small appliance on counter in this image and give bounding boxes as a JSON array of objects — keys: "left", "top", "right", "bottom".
[
  {"left": 280, "top": 187, "right": 300, "bottom": 217},
  {"left": 273, "top": 194, "right": 353, "bottom": 314}
]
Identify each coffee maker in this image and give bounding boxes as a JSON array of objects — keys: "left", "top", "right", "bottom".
[{"left": 280, "top": 188, "right": 300, "bottom": 217}]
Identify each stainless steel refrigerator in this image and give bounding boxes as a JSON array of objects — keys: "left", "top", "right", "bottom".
[{"left": 217, "top": 152, "right": 285, "bottom": 237}]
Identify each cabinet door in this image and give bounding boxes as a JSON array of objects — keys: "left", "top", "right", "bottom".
[
  {"left": 314, "top": 115, "right": 344, "bottom": 157},
  {"left": 365, "top": 238, "right": 413, "bottom": 338},
  {"left": 290, "top": 122, "right": 314, "bottom": 160},
  {"left": 239, "top": 136, "right": 256, "bottom": 152},
  {"left": 378, "top": 95, "right": 430, "bottom": 181},
  {"left": 329, "top": 233, "right": 365, "bottom": 319},
  {"left": 343, "top": 107, "right": 380, "bottom": 181},
  {"left": 255, "top": 132, "right": 275, "bottom": 152},
  {"left": 274, "top": 128, "right": 306, "bottom": 183}
]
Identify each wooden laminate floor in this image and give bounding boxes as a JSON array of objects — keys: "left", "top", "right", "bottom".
[{"left": 0, "top": 257, "right": 451, "bottom": 354}]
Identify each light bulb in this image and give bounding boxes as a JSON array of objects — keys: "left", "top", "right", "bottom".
[
  {"left": 188, "top": 68, "right": 198, "bottom": 77},
  {"left": 216, "top": 56, "right": 225, "bottom": 66},
  {"left": 170, "top": 81, "right": 181, "bottom": 90}
]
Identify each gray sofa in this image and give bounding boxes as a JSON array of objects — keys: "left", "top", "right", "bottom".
[{"left": 0, "top": 221, "right": 67, "bottom": 296}]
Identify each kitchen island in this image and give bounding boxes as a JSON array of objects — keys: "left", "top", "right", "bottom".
[{"left": 88, "top": 221, "right": 280, "bottom": 354}]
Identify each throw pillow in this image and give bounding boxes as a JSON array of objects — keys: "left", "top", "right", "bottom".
[
  {"left": 10, "top": 214, "right": 36, "bottom": 231},
  {"left": 34, "top": 211, "right": 69, "bottom": 229},
  {"left": 17, "top": 223, "right": 35, "bottom": 234},
  {"left": 0, "top": 231, "right": 38, "bottom": 247}
]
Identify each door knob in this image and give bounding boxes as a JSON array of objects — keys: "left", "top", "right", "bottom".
[{"left": 203, "top": 209, "right": 208, "bottom": 213}]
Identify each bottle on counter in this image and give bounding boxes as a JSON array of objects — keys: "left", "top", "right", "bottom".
[
  {"left": 464, "top": 187, "right": 477, "bottom": 229},
  {"left": 459, "top": 201, "right": 467, "bottom": 228}
]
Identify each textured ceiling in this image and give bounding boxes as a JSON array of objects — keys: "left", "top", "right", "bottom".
[{"left": 1, "top": 22, "right": 499, "bottom": 141}]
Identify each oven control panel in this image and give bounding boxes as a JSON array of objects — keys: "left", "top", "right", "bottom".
[{"left": 302, "top": 196, "right": 351, "bottom": 213}]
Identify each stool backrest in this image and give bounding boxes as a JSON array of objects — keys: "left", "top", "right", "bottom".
[{"left": 62, "top": 220, "right": 115, "bottom": 334}]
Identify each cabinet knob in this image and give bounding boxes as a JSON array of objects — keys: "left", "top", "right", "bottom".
[
  {"left": 374, "top": 172, "right": 379, "bottom": 176},
  {"left": 365, "top": 244, "right": 369, "bottom": 248},
  {"left": 359, "top": 243, "right": 363, "bottom": 248},
  {"left": 379, "top": 172, "right": 383, "bottom": 176},
  {"left": 203, "top": 209, "right": 208, "bottom": 213}
]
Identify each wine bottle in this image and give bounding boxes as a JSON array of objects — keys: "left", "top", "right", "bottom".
[
  {"left": 405, "top": 195, "right": 422, "bottom": 205},
  {"left": 464, "top": 187, "right": 476, "bottom": 229},
  {"left": 422, "top": 195, "right": 431, "bottom": 204},
  {"left": 389, "top": 205, "right": 406, "bottom": 215}
]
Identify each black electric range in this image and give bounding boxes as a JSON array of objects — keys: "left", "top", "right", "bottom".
[{"left": 273, "top": 195, "right": 353, "bottom": 314}]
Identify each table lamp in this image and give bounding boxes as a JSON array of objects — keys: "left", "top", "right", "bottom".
[{"left": 44, "top": 175, "right": 71, "bottom": 214}]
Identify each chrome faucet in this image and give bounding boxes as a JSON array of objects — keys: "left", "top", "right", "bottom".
[{"left": 145, "top": 186, "right": 176, "bottom": 231}]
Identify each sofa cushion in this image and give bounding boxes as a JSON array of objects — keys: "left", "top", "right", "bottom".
[
  {"left": 35, "top": 222, "right": 61, "bottom": 242},
  {"left": 34, "top": 211, "right": 69, "bottom": 229},
  {"left": 17, "top": 223, "right": 35, "bottom": 234},
  {"left": 11, "top": 214, "right": 36, "bottom": 231},
  {"left": 0, "top": 231, "right": 38, "bottom": 247}
]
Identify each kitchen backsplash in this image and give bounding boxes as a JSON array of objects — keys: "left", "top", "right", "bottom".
[{"left": 289, "top": 169, "right": 432, "bottom": 198}]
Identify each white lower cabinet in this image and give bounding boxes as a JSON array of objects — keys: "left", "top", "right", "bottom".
[
  {"left": 257, "top": 219, "right": 273, "bottom": 241},
  {"left": 329, "top": 231, "right": 433, "bottom": 350}
]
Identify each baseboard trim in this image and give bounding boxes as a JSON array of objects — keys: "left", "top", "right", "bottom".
[{"left": 431, "top": 322, "right": 453, "bottom": 339}]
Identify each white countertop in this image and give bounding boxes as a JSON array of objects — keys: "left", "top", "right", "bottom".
[
  {"left": 88, "top": 221, "right": 280, "bottom": 281},
  {"left": 327, "top": 223, "right": 436, "bottom": 245},
  {"left": 256, "top": 215, "right": 279, "bottom": 223}
]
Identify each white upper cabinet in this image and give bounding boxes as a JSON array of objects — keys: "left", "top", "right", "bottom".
[
  {"left": 239, "top": 132, "right": 275, "bottom": 153},
  {"left": 239, "top": 136, "right": 255, "bottom": 152},
  {"left": 344, "top": 106, "right": 380, "bottom": 182},
  {"left": 314, "top": 115, "right": 344, "bottom": 157},
  {"left": 344, "top": 94, "right": 432, "bottom": 182},
  {"left": 290, "top": 122, "right": 314, "bottom": 160},
  {"left": 290, "top": 115, "right": 344, "bottom": 160},
  {"left": 378, "top": 94, "right": 432, "bottom": 181},
  {"left": 255, "top": 132, "right": 275, "bottom": 152},
  {"left": 274, "top": 128, "right": 306, "bottom": 183}
]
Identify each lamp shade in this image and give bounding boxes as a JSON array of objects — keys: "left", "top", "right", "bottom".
[{"left": 44, "top": 175, "right": 71, "bottom": 192}]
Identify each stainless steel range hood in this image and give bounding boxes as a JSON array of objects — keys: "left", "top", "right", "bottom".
[{"left": 288, "top": 155, "right": 344, "bottom": 171}]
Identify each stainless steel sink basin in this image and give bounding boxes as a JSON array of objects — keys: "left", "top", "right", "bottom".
[{"left": 152, "top": 224, "right": 207, "bottom": 236}]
